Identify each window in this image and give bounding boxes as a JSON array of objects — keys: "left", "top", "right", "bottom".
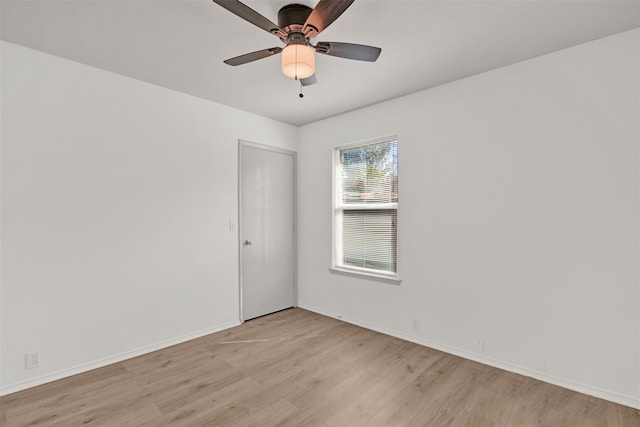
[{"left": 333, "top": 138, "right": 398, "bottom": 279}]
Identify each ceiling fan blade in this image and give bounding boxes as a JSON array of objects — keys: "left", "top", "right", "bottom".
[
  {"left": 300, "top": 74, "right": 317, "bottom": 86},
  {"left": 212, "top": 0, "right": 286, "bottom": 38},
  {"left": 302, "top": 0, "right": 354, "bottom": 38},
  {"left": 223, "top": 47, "right": 283, "bottom": 66},
  {"left": 315, "top": 42, "right": 381, "bottom": 62}
]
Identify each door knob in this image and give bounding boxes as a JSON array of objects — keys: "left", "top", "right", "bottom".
[{"left": 244, "top": 240, "right": 252, "bottom": 246}]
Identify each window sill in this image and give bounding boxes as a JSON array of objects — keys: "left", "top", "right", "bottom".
[{"left": 328, "top": 267, "right": 402, "bottom": 285}]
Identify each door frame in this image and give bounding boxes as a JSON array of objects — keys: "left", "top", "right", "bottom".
[{"left": 238, "top": 140, "right": 297, "bottom": 322}]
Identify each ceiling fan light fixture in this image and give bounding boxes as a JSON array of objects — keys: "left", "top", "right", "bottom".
[{"left": 281, "top": 44, "right": 315, "bottom": 80}]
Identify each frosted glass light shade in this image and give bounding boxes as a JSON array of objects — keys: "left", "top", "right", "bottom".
[{"left": 281, "top": 44, "right": 315, "bottom": 79}]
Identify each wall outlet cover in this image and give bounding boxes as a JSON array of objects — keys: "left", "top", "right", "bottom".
[{"left": 26, "top": 352, "right": 40, "bottom": 369}]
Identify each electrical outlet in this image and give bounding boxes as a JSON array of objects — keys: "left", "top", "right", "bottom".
[
  {"left": 411, "top": 319, "right": 420, "bottom": 332},
  {"left": 26, "top": 352, "right": 40, "bottom": 369}
]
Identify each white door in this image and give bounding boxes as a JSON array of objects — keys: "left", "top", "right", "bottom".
[{"left": 240, "top": 142, "right": 295, "bottom": 320}]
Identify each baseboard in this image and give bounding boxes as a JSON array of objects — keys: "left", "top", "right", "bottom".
[
  {"left": 0, "top": 320, "right": 241, "bottom": 396},
  {"left": 298, "top": 304, "right": 640, "bottom": 410}
]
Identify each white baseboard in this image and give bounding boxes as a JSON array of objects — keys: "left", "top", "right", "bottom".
[
  {"left": 298, "top": 304, "right": 640, "bottom": 410},
  {"left": 0, "top": 320, "right": 241, "bottom": 396}
]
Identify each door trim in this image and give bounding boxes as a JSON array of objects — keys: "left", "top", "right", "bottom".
[{"left": 238, "top": 140, "right": 297, "bottom": 323}]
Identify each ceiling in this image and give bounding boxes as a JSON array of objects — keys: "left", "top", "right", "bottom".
[{"left": 2, "top": 0, "right": 639, "bottom": 126}]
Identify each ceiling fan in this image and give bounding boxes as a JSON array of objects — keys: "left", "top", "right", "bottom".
[{"left": 212, "top": 0, "right": 381, "bottom": 86}]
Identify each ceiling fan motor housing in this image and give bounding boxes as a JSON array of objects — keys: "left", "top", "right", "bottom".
[{"left": 278, "top": 4, "right": 313, "bottom": 36}]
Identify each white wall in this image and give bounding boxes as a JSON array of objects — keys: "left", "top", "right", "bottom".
[
  {"left": 298, "top": 29, "right": 640, "bottom": 408},
  {"left": 0, "top": 41, "right": 297, "bottom": 394}
]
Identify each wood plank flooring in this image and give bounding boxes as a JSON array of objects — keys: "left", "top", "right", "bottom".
[{"left": 1, "top": 308, "right": 638, "bottom": 426}]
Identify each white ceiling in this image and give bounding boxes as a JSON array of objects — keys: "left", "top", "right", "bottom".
[{"left": 2, "top": 0, "right": 639, "bottom": 126}]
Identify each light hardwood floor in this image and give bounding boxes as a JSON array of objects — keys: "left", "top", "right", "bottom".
[{"left": 1, "top": 308, "right": 638, "bottom": 426}]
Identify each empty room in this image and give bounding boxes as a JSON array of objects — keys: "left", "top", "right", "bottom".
[{"left": 1, "top": 0, "right": 639, "bottom": 425}]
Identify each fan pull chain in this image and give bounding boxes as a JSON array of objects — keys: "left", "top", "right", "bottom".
[
  {"left": 297, "top": 44, "right": 303, "bottom": 97},
  {"left": 294, "top": 44, "right": 298, "bottom": 81}
]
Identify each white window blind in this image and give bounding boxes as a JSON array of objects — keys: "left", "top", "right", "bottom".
[{"left": 335, "top": 138, "right": 398, "bottom": 275}]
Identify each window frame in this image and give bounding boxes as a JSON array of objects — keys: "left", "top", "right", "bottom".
[{"left": 330, "top": 136, "right": 401, "bottom": 284}]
